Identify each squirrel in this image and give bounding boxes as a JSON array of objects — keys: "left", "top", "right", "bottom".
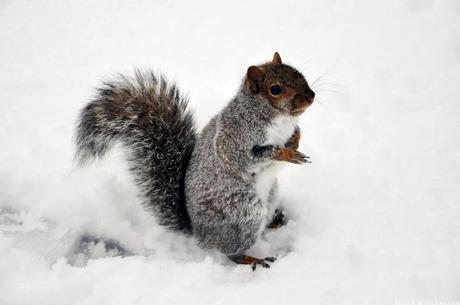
[{"left": 75, "top": 52, "right": 315, "bottom": 270}]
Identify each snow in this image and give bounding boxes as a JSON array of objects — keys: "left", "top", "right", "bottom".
[{"left": 1, "top": 0, "right": 459, "bottom": 304}]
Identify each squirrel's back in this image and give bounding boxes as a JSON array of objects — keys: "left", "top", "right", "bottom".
[{"left": 76, "top": 71, "right": 196, "bottom": 231}]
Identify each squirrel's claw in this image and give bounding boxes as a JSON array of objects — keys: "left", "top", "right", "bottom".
[
  {"left": 264, "top": 257, "right": 277, "bottom": 262},
  {"left": 251, "top": 257, "right": 277, "bottom": 271},
  {"left": 285, "top": 151, "right": 311, "bottom": 164}
]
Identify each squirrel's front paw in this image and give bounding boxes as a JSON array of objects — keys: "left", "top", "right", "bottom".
[
  {"left": 273, "top": 148, "right": 311, "bottom": 164},
  {"left": 284, "top": 128, "right": 301, "bottom": 150}
]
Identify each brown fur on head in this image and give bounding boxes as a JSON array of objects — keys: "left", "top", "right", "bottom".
[{"left": 245, "top": 52, "right": 315, "bottom": 116}]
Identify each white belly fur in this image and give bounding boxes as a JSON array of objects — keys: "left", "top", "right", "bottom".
[{"left": 253, "top": 115, "right": 298, "bottom": 225}]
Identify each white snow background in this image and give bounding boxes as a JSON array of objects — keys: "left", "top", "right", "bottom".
[{"left": 0, "top": 0, "right": 459, "bottom": 304}]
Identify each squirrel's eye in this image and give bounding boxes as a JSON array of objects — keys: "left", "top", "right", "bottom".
[{"left": 270, "top": 85, "right": 283, "bottom": 95}]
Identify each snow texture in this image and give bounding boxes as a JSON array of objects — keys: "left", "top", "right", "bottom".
[{"left": 0, "top": 0, "right": 459, "bottom": 304}]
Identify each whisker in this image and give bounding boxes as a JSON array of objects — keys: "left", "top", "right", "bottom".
[
  {"left": 310, "top": 73, "right": 328, "bottom": 88},
  {"left": 312, "top": 82, "right": 342, "bottom": 88},
  {"left": 313, "top": 88, "right": 343, "bottom": 95}
]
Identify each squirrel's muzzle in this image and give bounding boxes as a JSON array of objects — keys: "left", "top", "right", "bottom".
[{"left": 291, "top": 91, "right": 314, "bottom": 115}]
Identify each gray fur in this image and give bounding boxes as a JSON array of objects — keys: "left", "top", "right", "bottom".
[{"left": 185, "top": 88, "right": 282, "bottom": 255}]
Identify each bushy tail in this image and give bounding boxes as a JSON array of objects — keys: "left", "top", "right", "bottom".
[{"left": 76, "top": 71, "right": 196, "bottom": 231}]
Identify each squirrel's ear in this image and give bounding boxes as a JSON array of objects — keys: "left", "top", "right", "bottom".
[
  {"left": 246, "top": 66, "right": 264, "bottom": 94},
  {"left": 272, "top": 52, "right": 282, "bottom": 64}
]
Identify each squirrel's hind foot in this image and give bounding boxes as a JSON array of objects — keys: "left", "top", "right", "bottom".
[
  {"left": 229, "top": 255, "right": 277, "bottom": 271},
  {"left": 267, "top": 209, "right": 287, "bottom": 229}
]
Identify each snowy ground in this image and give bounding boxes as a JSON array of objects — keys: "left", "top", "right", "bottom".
[{"left": 1, "top": 0, "right": 459, "bottom": 304}]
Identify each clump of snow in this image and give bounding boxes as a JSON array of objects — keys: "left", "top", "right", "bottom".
[{"left": 1, "top": 0, "right": 459, "bottom": 304}]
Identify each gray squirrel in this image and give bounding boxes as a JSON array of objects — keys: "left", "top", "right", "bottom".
[{"left": 76, "top": 52, "right": 315, "bottom": 270}]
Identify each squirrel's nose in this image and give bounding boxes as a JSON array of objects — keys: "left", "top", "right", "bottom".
[
  {"left": 306, "top": 90, "right": 315, "bottom": 99},
  {"left": 305, "top": 90, "right": 315, "bottom": 105}
]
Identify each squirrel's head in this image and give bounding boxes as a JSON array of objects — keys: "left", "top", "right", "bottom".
[{"left": 245, "top": 52, "right": 315, "bottom": 116}]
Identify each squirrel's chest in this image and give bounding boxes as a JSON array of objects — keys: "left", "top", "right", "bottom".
[
  {"left": 251, "top": 115, "right": 298, "bottom": 206},
  {"left": 263, "top": 115, "right": 298, "bottom": 146}
]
